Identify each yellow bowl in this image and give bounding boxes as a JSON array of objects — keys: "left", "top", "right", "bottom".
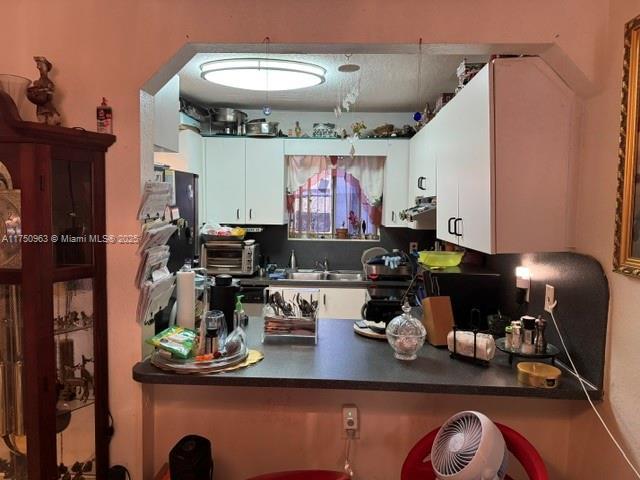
[
  {"left": 418, "top": 251, "right": 464, "bottom": 268},
  {"left": 517, "top": 362, "right": 562, "bottom": 389}
]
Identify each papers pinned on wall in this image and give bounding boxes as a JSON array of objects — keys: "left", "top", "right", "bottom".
[
  {"left": 137, "top": 181, "right": 172, "bottom": 221},
  {"left": 137, "top": 275, "right": 176, "bottom": 326},
  {"left": 135, "top": 245, "right": 171, "bottom": 288}
]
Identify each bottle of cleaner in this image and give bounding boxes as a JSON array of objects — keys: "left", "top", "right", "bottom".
[{"left": 97, "top": 97, "right": 113, "bottom": 134}]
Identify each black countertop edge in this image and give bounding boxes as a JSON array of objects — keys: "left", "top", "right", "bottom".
[
  {"left": 132, "top": 318, "right": 600, "bottom": 401},
  {"left": 237, "top": 278, "right": 412, "bottom": 288},
  {"left": 131, "top": 362, "right": 598, "bottom": 400}
]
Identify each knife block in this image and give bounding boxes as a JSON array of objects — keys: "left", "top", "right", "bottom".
[{"left": 422, "top": 297, "right": 455, "bottom": 347}]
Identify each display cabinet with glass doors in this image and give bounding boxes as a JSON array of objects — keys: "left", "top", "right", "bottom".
[{"left": 0, "top": 91, "right": 115, "bottom": 479}]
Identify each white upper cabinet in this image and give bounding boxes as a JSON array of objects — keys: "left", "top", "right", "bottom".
[
  {"left": 204, "top": 137, "right": 246, "bottom": 224},
  {"left": 178, "top": 129, "right": 205, "bottom": 222},
  {"left": 408, "top": 124, "right": 436, "bottom": 200},
  {"left": 382, "top": 140, "right": 409, "bottom": 227},
  {"left": 245, "top": 138, "right": 287, "bottom": 225},
  {"left": 204, "top": 137, "right": 287, "bottom": 226},
  {"left": 435, "top": 57, "right": 577, "bottom": 254},
  {"left": 153, "top": 75, "right": 180, "bottom": 152}
]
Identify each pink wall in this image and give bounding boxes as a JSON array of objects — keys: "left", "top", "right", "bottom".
[{"left": 1, "top": 1, "right": 638, "bottom": 478}]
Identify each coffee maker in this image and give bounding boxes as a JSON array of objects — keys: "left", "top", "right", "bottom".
[{"left": 209, "top": 274, "right": 239, "bottom": 333}]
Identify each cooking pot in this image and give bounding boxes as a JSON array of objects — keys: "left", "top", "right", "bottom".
[
  {"left": 246, "top": 119, "right": 279, "bottom": 137},
  {"left": 212, "top": 107, "right": 247, "bottom": 124}
]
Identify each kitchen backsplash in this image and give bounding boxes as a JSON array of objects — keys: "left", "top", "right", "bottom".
[
  {"left": 485, "top": 252, "right": 608, "bottom": 390},
  {"left": 249, "top": 225, "right": 436, "bottom": 270}
]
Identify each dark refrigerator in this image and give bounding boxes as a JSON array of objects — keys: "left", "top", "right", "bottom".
[{"left": 155, "top": 166, "right": 199, "bottom": 272}]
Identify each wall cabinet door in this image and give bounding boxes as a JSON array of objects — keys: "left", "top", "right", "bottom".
[
  {"left": 382, "top": 140, "right": 409, "bottom": 227},
  {"left": 179, "top": 129, "right": 205, "bottom": 223},
  {"left": 153, "top": 75, "right": 180, "bottom": 152},
  {"left": 245, "top": 139, "right": 286, "bottom": 225},
  {"left": 454, "top": 66, "right": 492, "bottom": 252},
  {"left": 408, "top": 125, "right": 436, "bottom": 201},
  {"left": 319, "top": 288, "right": 367, "bottom": 320},
  {"left": 204, "top": 137, "right": 246, "bottom": 224}
]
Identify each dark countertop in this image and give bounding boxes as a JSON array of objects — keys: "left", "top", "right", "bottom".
[
  {"left": 238, "top": 277, "right": 412, "bottom": 289},
  {"left": 133, "top": 318, "right": 597, "bottom": 400}
]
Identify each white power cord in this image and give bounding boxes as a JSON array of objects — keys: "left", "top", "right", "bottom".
[
  {"left": 343, "top": 431, "right": 355, "bottom": 477},
  {"left": 548, "top": 301, "right": 640, "bottom": 478}
]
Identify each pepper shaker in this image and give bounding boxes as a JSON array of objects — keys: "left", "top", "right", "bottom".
[{"left": 535, "top": 316, "right": 548, "bottom": 354}]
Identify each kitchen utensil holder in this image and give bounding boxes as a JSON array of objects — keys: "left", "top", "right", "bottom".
[
  {"left": 262, "top": 312, "right": 318, "bottom": 345},
  {"left": 449, "top": 327, "right": 490, "bottom": 367}
]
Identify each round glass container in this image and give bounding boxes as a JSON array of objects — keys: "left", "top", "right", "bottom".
[{"left": 385, "top": 303, "right": 426, "bottom": 360}]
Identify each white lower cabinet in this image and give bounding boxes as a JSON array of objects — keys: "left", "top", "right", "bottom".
[{"left": 318, "top": 288, "right": 367, "bottom": 320}]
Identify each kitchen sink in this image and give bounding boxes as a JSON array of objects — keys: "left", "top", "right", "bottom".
[
  {"left": 283, "top": 270, "right": 365, "bottom": 281},
  {"left": 325, "top": 271, "right": 364, "bottom": 281},
  {"left": 286, "top": 271, "right": 326, "bottom": 280}
]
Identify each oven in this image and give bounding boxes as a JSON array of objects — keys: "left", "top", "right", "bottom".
[{"left": 200, "top": 241, "right": 260, "bottom": 276}]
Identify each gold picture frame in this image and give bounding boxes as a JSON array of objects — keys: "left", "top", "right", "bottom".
[{"left": 615, "top": 14, "right": 640, "bottom": 277}]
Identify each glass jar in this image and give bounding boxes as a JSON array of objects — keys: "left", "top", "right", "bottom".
[{"left": 385, "top": 303, "right": 426, "bottom": 361}]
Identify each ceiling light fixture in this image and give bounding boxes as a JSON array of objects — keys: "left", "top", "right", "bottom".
[{"left": 200, "top": 58, "right": 326, "bottom": 91}]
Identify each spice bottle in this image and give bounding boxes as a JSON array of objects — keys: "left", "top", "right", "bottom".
[
  {"left": 521, "top": 316, "right": 536, "bottom": 354},
  {"left": 96, "top": 97, "right": 113, "bottom": 134},
  {"left": 505, "top": 325, "right": 513, "bottom": 350},
  {"left": 511, "top": 323, "right": 522, "bottom": 351}
]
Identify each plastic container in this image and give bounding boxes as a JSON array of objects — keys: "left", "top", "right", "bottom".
[
  {"left": 418, "top": 251, "right": 464, "bottom": 268},
  {"left": 517, "top": 362, "right": 561, "bottom": 389}
]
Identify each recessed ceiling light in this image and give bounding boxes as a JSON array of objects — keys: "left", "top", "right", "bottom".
[{"left": 200, "top": 58, "right": 326, "bottom": 91}]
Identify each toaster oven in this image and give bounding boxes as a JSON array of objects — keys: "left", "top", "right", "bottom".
[{"left": 200, "top": 240, "right": 260, "bottom": 276}]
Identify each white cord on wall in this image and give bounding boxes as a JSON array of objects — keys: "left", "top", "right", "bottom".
[
  {"left": 344, "top": 431, "right": 355, "bottom": 477},
  {"left": 548, "top": 301, "right": 640, "bottom": 479}
]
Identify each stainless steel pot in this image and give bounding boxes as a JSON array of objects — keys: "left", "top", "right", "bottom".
[
  {"left": 212, "top": 107, "right": 247, "bottom": 123},
  {"left": 246, "top": 119, "right": 279, "bottom": 137}
]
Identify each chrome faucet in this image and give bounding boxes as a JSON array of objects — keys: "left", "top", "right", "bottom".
[{"left": 315, "top": 257, "right": 330, "bottom": 272}]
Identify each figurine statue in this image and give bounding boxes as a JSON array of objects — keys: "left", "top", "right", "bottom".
[{"left": 26, "top": 56, "right": 61, "bottom": 125}]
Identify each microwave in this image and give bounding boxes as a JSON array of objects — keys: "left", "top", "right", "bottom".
[{"left": 200, "top": 241, "right": 260, "bottom": 276}]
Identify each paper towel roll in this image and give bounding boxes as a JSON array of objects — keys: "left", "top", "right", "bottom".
[
  {"left": 176, "top": 270, "right": 196, "bottom": 330},
  {"left": 447, "top": 330, "right": 496, "bottom": 361}
]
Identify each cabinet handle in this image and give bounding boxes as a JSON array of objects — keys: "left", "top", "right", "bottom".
[
  {"left": 454, "top": 218, "right": 463, "bottom": 237},
  {"left": 249, "top": 209, "right": 252, "bottom": 220},
  {"left": 323, "top": 294, "right": 327, "bottom": 307},
  {"left": 236, "top": 208, "right": 240, "bottom": 220},
  {"left": 448, "top": 217, "right": 456, "bottom": 235},
  {"left": 417, "top": 176, "right": 427, "bottom": 191},
  {"left": 391, "top": 211, "right": 395, "bottom": 222}
]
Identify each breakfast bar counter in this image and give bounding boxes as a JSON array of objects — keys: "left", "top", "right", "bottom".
[{"left": 132, "top": 318, "right": 596, "bottom": 400}]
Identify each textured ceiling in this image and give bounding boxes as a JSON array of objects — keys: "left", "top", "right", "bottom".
[{"left": 179, "top": 52, "right": 487, "bottom": 112}]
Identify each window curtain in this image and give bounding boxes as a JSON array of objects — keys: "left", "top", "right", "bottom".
[
  {"left": 342, "top": 156, "right": 385, "bottom": 206},
  {"left": 287, "top": 155, "right": 331, "bottom": 193}
]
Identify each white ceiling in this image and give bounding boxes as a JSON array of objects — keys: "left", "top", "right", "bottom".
[{"left": 179, "top": 52, "right": 487, "bottom": 112}]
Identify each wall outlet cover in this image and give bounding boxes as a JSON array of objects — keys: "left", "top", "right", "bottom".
[{"left": 544, "top": 284, "right": 556, "bottom": 313}]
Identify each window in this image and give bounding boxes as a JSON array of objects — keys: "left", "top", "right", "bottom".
[{"left": 287, "top": 155, "right": 384, "bottom": 240}]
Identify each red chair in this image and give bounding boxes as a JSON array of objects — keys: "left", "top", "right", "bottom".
[
  {"left": 246, "top": 470, "right": 350, "bottom": 480},
  {"left": 401, "top": 422, "right": 548, "bottom": 480}
]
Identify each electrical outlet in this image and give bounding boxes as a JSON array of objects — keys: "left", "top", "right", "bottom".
[
  {"left": 342, "top": 404, "right": 359, "bottom": 438},
  {"left": 409, "top": 242, "right": 418, "bottom": 253},
  {"left": 544, "top": 284, "right": 556, "bottom": 313}
]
